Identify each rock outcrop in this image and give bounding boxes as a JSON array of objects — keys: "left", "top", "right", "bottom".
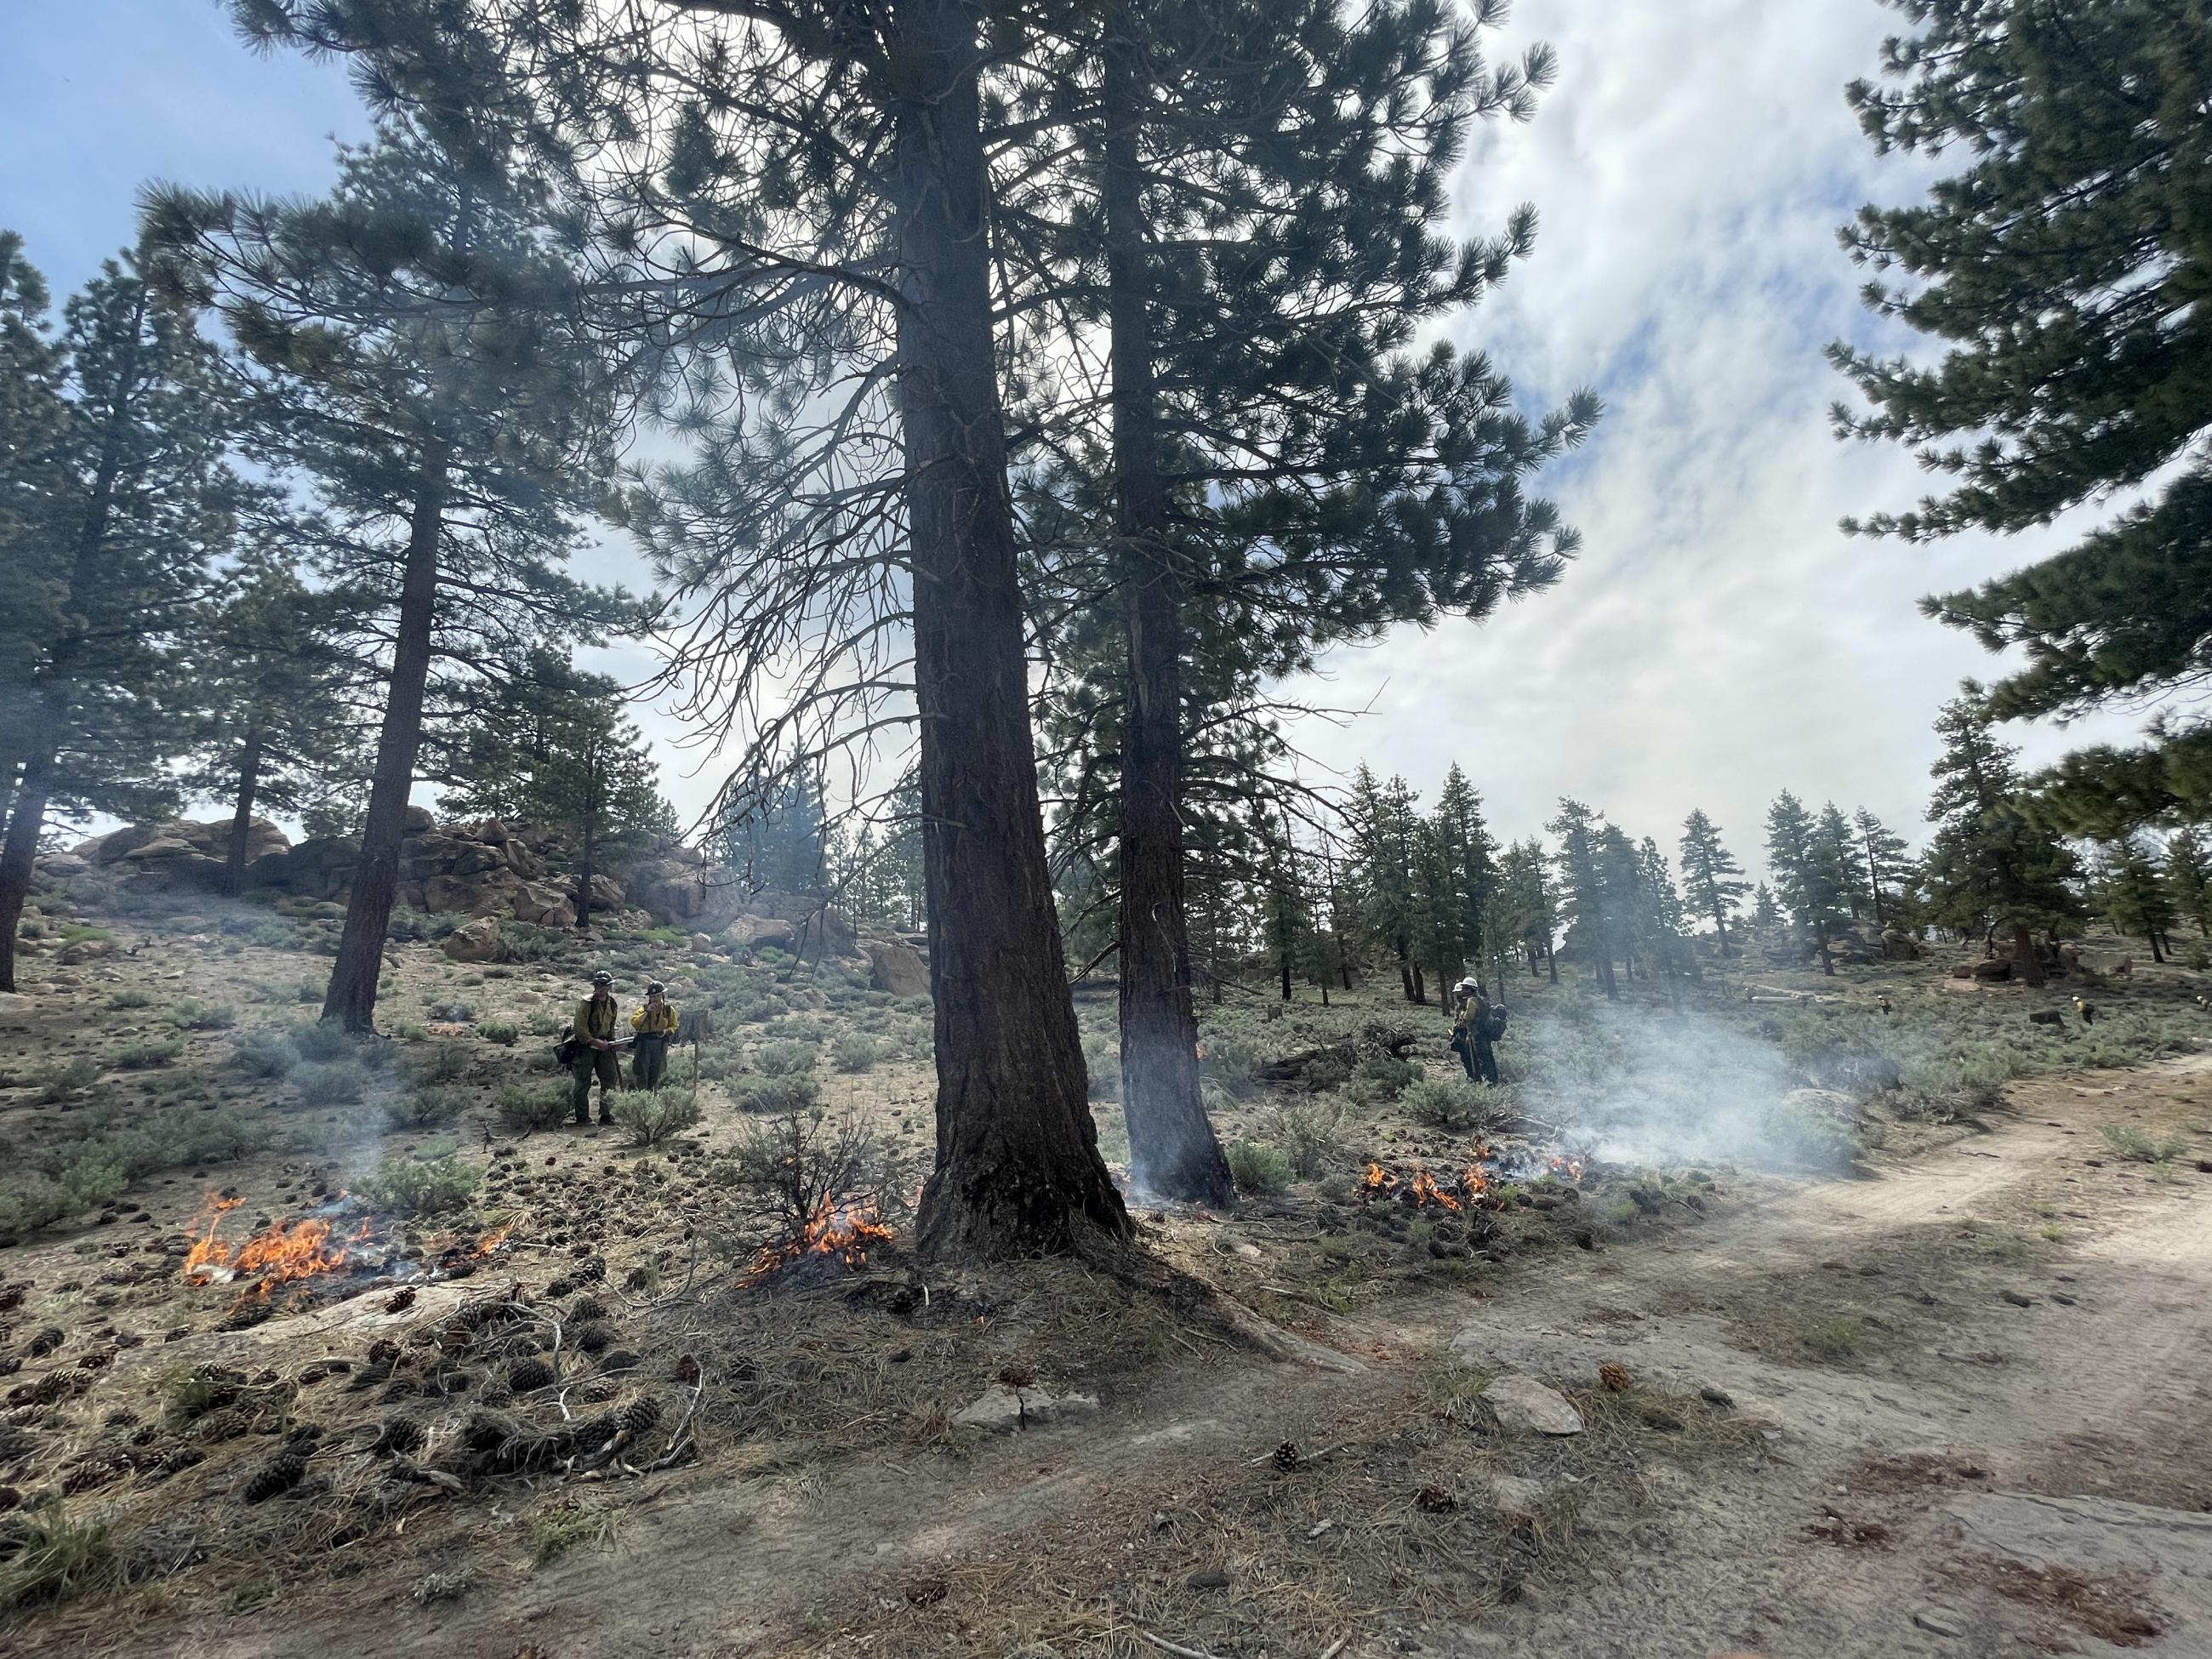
[{"left": 57, "top": 813, "right": 887, "bottom": 972}]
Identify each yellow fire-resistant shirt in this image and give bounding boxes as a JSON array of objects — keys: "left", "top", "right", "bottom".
[{"left": 631, "top": 1001, "right": 679, "bottom": 1036}]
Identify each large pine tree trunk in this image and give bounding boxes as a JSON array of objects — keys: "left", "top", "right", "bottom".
[
  {"left": 2011, "top": 921, "right": 2046, "bottom": 985},
  {"left": 221, "top": 725, "right": 264, "bottom": 897},
  {"left": 322, "top": 443, "right": 447, "bottom": 1032},
  {"left": 893, "top": 0, "right": 1129, "bottom": 1258},
  {"left": 1103, "top": 36, "right": 1231, "bottom": 1208},
  {"left": 1713, "top": 910, "right": 1732, "bottom": 956},
  {"left": 0, "top": 748, "right": 56, "bottom": 995},
  {"left": 1815, "top": 921, "right": 1835, "bottom": 977},
  {"left": 577, "top": 753, "right": 596, "bottom": 930}
]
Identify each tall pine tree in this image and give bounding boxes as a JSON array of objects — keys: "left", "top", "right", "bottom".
[
  {"left": 1922, "top": 687, "right": 2082, "bottom": 982},
  {"left": 148, "top": 118, "right": 639, "bottom": 1028},
  {"left": 1678, "top": 808, "right": 1747, "bottom": 955},
  {"left": 1833, "top": 0, "right": 2212, "bottom": 829},
  {"left": 0, "top": 258, "right": 240, "bottom": 992}
]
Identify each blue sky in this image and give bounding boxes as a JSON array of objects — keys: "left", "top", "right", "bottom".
[{"left": 0, "top": 1, "right": 2146, "bottom": 878}]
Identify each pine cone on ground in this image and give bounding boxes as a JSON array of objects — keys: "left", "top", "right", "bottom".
[
  {"left": 573, "top": 1323, "right": 614, "bottom": 1355},
  {"left": 617, "top": 1396, "right": 663, "bottom": 1436},
  {"left": 194, "top": 1408, "right": 253, "bottom": 1444},
  {"left": 240, "top": 1449, "right": 306, "bottom": 1503},
  {"left": 1599, "top": 1362, "right": 1633, "bottom": 1393},
  {"left": 567, "top": 1296, "right": 609, "bottom": 1325},
  {"left": 506, "top": 1358, "right": 556, "bottom": 1394},
  {"left": 1272, "top": 1440, "right": 1301, "bottom": 1470}
]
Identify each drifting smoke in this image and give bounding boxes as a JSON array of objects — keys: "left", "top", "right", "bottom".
[{"left": 1504, "top": 997, "right": 1851, "bottom": 1171}]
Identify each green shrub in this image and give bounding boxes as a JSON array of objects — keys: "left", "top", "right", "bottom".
[
  {"left": 1347, "top": 1052, "right": 1421, "bottom": 1105},
  {"left": 753, "top": 1039, "right": 817, "bottom": 1077},
  {"left": 57, "top": 1158, "right": 127, "bottom": 1210},
  {"left": 1764, "top": 1101, "right": 1861, "bottom": 1168},
  {"left": 1401, "top": 1075, "right": 1489, "bottom": 1131},
  {"left": 356, "top": 1153, "right": 479, "bottom": 1215},
  {"left": 738, "top": 1074, "right": 821, "bottom": 1115},
  {"left": 1272, "top": 1100, "right": 1343, "bottom": 1178},
  {"left": 291, "top": 1060, "right": 367, "bottom": 1108},
  {"left": 395, "top": 1022, "right": 430, "bottom": 1042},
  {"left": 107, "top": 988, "right": 152, "bottom": 1010},
  {"left": 1198, "top": 1034, "right": 1261, "bottom": 1098},
  {"left": 424, "top": 997, "right": 476, "bottom": 1023},
  {"left": 33, "top": 1057, "right": 100, "bottom": 1103},
  {"left": 495, "top": 1082, "right": 572, "bottom": 1132},
  {"left": 408, "top": 1043, "right": 470, "bottom": 1085},
  {"left": 479, "top": 1021, "right": 519, "bottom": 1046},
  {"left": 388, "top": 1086, "right": 468, "bottom": 1131},
  {"left": 230, "top": 1029, "right": 299, "bottom": 1078},
  {"left": 112, "top": 1040, "right": 182, "bottom": 1070},
  {"left": 612, "top": 1088, "right": 703, "bottom": 1146},
  {"left": 1226, "top": 1139, "right": 1293, "bottom": 1195},
  {"left": 0, "top": 1177, "right": 71, "bottom": 1238},
  {"left": 2099, "top": 1122, "right": 2191, "bottom": 1163},
  {"left": 169, "top": 1001, "right": 238, "bottom": 1031},
  {"left": 494, "top": 922, "right": 570, "bottom": 964},
  {"left": 830, "top": 1032, "right": 885, "bottom": 1074},
  {"left": 527, "top": 1010, "right": 563, "bottom": 1037},
  {"left": 288, "top": 1019, "right": 356, "bottom": 1063}
]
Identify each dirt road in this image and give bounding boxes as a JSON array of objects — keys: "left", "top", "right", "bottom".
[{"left": 107, "top": 1058, "right": 2212, "bottom": 1659}]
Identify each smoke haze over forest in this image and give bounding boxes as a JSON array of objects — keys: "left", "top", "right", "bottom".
[{"left": 0, "top": 0, "right": 2151, "bottom": 878}]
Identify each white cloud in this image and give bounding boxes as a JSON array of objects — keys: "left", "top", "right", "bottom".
[{"left": 1291, "top": 0, "right": 2143, "bottom": 879}]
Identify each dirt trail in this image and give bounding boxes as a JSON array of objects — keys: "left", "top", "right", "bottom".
[{"left": 98, "top": 1058, "right": 2212, "bottom": 1659}]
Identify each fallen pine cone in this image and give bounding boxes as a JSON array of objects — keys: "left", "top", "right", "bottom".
[
  {"left": 1415, "top": 1484, "right": 1457, "bottom": 1513},
  {"left": 674, "top": 1353, "right": 700, "bottom": 1386},
  {"left": 385, "top": 1287, "right": 418, "bottom": 1314},
  {"left": 1272, "top": 1440, "right": 1301, "bottom": 1470},
  {"left": 904, "top": 1577, "right": 949, "bottom": 1608},
  {"left": 1599, "top": 1362, "right": 1633, "bottom": 1393},
  {"left": 241, "top": 1449, "right": 306, "bottom": 1503}
]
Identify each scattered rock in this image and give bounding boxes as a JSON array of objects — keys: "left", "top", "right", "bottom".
[
  {"left": 442, "top": 917, "right": 502, "bottom": 964},
  {"left": 1911, "top": 1610, "right": 1964, "bottom": 1638},
  {"left": 687, "top": 932, "right": 714, "bottom": 954},
  {"left": 1488, "top": 1474, "right": 1553, "bottom": 1513},
  {"left": 952, "top": 1384, "right": 1026, "bottom": 1434},
  {"left": 2000, "top": 1289, "right": 2036, "bottom": 1308},
  {"left": 1481, "top": 1374, "right": 1583, "bottom": 1435},
  {"left": 1185, "top": 1568, "right": 1230, "bottom": 1591},
  {"left": 864, "top": 936, "right": 930, "bottom": 998}
]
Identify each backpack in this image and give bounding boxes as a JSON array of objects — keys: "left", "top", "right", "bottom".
[{"left": 1481, "top": 1005, "right": 1508, "bottom": 1041}]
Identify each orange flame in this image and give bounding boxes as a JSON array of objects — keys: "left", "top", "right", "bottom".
[
  {"left": 745, "top": 1198, "right": 894, "bottom": 1284},
  {"left": 1407, "top": 1168, "right": 1462, "bottom": 1212},
  {"left": 182, "top": 1192, "right": 370, "bottom": 1302},
  {"left": 471, "top": 1223, "right": 514, "bottom": 1259},
  {"left": 1361, "top": 1163, "right": 1395, "bottom": 1196}
]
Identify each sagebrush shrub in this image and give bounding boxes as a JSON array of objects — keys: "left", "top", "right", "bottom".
[
  {"left": 1226, "top": 1139, "right": 1292, "bottom": 1195},
  {"left": 612, "top": 1089, "right": 703, "bottom": 1147}
]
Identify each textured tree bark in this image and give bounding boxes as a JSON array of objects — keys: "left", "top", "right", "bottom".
[
  {"left": 0, "top": 749, "right": 56, "bottom": 994},
  {"left": 2012, "top": 921, "right": 2047, "bottom": 984},
  {"left": 322, "top": 442, "right": 447, "bottom": 1031},
  {"left": 221, "top": 725, "right": 263, "bottom": 896},
  {"left": 895, "top": 0, "right": 1131, "bottom": 1257},
  {"left": 1103, "top": 35, "right": 1232, "bottom": 1208}
]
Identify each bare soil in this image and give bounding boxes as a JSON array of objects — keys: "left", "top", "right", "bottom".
[{"left": 3, "top": 915, "right": 2211, "bottom": 1659}]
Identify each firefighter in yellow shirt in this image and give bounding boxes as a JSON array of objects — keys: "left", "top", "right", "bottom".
[{"left": 630, "top": 979, "right": 679, "bottom": 1090}]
